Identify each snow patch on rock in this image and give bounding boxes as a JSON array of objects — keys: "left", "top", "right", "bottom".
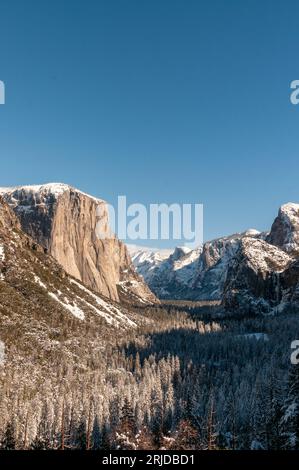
[
  {"left": 48, "top": 292, "right": 85, "bottom": 320},
  {"left": 70, "top": 278, "right": 137, "bottom": 328}
]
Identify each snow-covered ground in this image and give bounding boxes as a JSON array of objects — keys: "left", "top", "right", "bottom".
[{"left": 32, "top": 272, "right": 137, "bottom": 328}]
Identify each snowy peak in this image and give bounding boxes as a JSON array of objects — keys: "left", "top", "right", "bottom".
[
  {"left": 131, "top": 244, "right": 202, "bottom": 299},
  {"left": 131, "top": 229, "right": 263, "bottom": 302},
  {"left": 268, "top": 203, "right": 299, "bottom": 255},
  {"left": 130, "top": 249, "right": 171, "bottom": 283},
  {"left": 0, "top": 183, "right": 70, "bottom": 209},
  {"left": 133, "top": 250, "right": 170, "bottom": 266},
  {"left": 0, "top": 182, "right": 70, "bottom": 196},
  {"left": 0, "top": 182, "right": 104, "bottom": 207},
  {"left": 244, "top": 228, "right": 261, "bottom": 236},
  {"left": 280, "top": 202, "right": 299, "bottom": 216},
  {"left": 171, "top": 246, "right": 192, "bottom": 261}
]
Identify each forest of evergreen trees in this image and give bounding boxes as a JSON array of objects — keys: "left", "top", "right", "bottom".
[{"left": 0, "top": 306, "right": 298, "bottom": 450}]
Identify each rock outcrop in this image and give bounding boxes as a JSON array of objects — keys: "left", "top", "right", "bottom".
[
  {"left": 267, "top": 203, "right": 299, "bottom": 256},
  {"left": 190, "top": 230, "right": 262, "bottom": 300},
  {"left": 0, "top": 184, "right": 156, "bottom": 304},
  {"left": 222, "top": 204, "right": 299, "bottom": 315},
  {"left": 222, "top": 237, "right": 293, "bottom": 314}
]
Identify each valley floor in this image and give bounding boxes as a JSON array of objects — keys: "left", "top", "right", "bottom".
[{"left": 1, "top": 303, "right": 299, "bottom": 450}]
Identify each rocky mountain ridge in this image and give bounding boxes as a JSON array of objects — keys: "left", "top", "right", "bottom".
[
  {"left": 132, "top": 203, "right": 299, "bottom": 314},
  {"left": 223, "top": 203, "right": 299, "bottom": 314},
  {"left": 0, "top": 184, "right": 156, "bottom": 305},
  {"left": 131, "top": 229, "right": 264, "bottom": 301}
]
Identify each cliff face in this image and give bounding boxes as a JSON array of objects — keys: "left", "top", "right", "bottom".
[
  {"left": 222, "top": 237, "right": 293, "bottom": 314},
  {"left": 267, "top": 203, "right": 299, "bottom": 256},
  {"left": 0, "top": 195, "right": 21, "bottom": 232},
  {"left": 189, "top": 231, "right": 261, "bottom": 300},
  {"left": 0, "top": 184, "right": 156, "bottom": 304}
]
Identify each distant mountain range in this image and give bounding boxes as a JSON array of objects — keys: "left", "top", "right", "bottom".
[
  {"left": 131, "top": 203, "right": 299, "bottom": 315},
  {"left": 129, "top": 230, "right": 263, "bottom": 301},
  {"left": 2, "top": 183, "right": 299, "bottom": 317}
]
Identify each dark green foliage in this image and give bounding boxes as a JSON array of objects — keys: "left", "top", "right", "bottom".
[
  {"left": 1, "top": 422, "right": 16, "bottom": 450},
  {"left": 75, "top": 419, "right": 87, "bottom": 450},
  {"left": 91, "top": 416, "right": 101, "bottom": 450}
]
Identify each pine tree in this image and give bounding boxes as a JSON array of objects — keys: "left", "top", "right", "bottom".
[
  {"left": 170, "top": 419, "right": 199, "bottom": 450},
  {"left": 134, "top": 353, "right": 142, "bottom": 381},
  {"left": 2, "top": 422, "right": 16, "bottom": 450},
  {"left": 76, "top": 419, "right": 87, "bottom": 450},
  {"left": 281, "top": 365, "right": 299, "bottom": 449},
  {"left": 86, "top": 404, "right": 93, "bottom": 450},
  {"left": 265, "top": 372, "right": 284, "bottom": 450},
  {"left": 60, "top": 399, "right": 66, "bottom": 450},
  {"left": 100, "top": 423, "right": 111, "bottom": 451},
  {"left": 151, "top": 383, "right": 163, "bottom": 446},
  {"left": 113, "top": 398, "right": 137, "bottom": 450},
  {"left": 204, "top": 394, "right": 218, "bottom": 450},
  {"left": 120, "top": 398, "right": 136, "bottom": 436},
  {"left": 23, "top": 409, "right": 30, "bottom": 450},
  {"left": 31, "top": 419, "right": 51, "bottom": 450},
  {"left": 249, "top": 378, "right": 267, "bottom": 450},
  {"left": 223, "top": 390, "right": 237, "bottom": 450},
  {"left": 91, "top": 415, "right": 101, "bottom": 450}
]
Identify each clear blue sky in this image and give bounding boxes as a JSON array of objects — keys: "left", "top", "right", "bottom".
[{"left": 0, "top": 0, "right": 299, "bottom": 247}]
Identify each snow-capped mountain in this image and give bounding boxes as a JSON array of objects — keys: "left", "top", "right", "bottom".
[
  {"left": 222, "top": 237, "right": 293, "bottom": 314},
  {"left": 267, "top": 203, "right": 299, "bottom": 255},
  {"left": 223, "top": 203, "right": 299, "bottom": 314},
  {"left": 190, "top": 229, "right": 265, "bottom": 301},
  {"left": 0, "top": 183, "right": 157, "bottom": 305},
  {"left": 129, "top": 248, "right": 172, "bottom": 284},
  {"left": 130, "top": 245, "right": 202, "bottom": 299},
  {"left": 131, "top": 202, "right": 299, "bottom": 314},
  {"left": 131, "top": 230, "right": 263, "bottom": 301}
]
